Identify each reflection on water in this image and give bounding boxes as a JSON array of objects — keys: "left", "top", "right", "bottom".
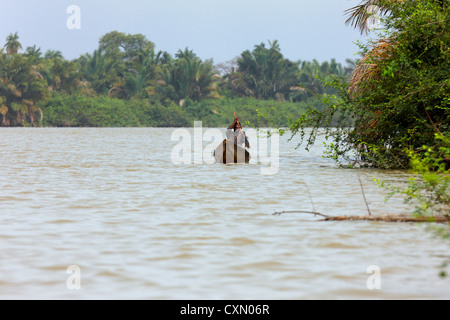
[{"left": 0, "top": 128, "right": 449, "bottom": 299}]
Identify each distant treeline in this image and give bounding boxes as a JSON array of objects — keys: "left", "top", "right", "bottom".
[{"left": 0, "top": 31, "right": 355, "bottom": 127}]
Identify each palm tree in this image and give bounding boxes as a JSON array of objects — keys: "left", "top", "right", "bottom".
[
  {"left": 343, "top": 58, "right": 358, "bottom": 77},
  {"left": 50, "top": 59, "right": 80, "bottom": 94},
  {"left": 236, "top": 40, "right": 299, "bottom": 100},
  {"left": 344, "top": 1, "right": 399, "bottom": 95},
  {"left": 345, "top": 0, "right": 447, "bottom": 34},
  {"left": 129, "top": 47, "right": 160, "bottom": 95},
  {"left": 344, "top": 0, "right": 394, "bottom": 35},
  {"left": 173, "top": 48, "right": 202, "bottom": 100},
  {"left": 0, "top": 54, "right": 49, "bottom": 126},
  {"left": 78, "top": 49, "right": 122, "bottom": 95},
  {"left": 158, "top": 48, "right": 218, "bottom": 104},
  {"left": 37, "top": 50, "right": 81, "bottom": 94},
  {"left": 108, "top": 47, "right": 172, "bottom": 99},
  {"left": 298, "top": 60, "right": 323, "bottom": 95},
  {"left": 0, "top": 50, "right": 8, "bottom": 125},
  {"left": 25, "top": 45, "right": 42, "bottom": 63},
  {"left": 44, "top": 50, "right": 64, "bottom": 60},
  {"left": 5, "top": 32, "right": 22, "bottom": 54}
]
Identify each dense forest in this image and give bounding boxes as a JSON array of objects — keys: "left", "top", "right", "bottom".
[{"left": 0, "top": 31, "right": 355, "bottom": 127}]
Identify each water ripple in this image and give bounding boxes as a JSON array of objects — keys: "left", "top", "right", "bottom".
[{"left": 0, "top": 128, "right": 449, "bottom": 299}]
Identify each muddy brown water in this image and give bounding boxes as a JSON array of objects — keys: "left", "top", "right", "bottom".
[{"left": 0, "top": 127, "right": 448, "bottom": 299}]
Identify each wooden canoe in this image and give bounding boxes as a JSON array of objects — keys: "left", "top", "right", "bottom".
[{"left": 214, "top": 139, "right": 250, "bottom": 164}]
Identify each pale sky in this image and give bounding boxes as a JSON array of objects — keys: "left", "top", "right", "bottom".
[{"left": 0, "top": 0, "right": 366, "bottom": 64}]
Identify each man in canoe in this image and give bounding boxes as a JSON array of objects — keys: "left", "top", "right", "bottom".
[
  {"left": 227, "top": 113, "right": 250, "bottom": 148},
  {"left": 214, "top": 113, "right": 250, "bottom": 163}
]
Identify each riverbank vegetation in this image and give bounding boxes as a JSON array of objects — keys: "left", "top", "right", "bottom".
[
  {"left": 0, "top": 31, "right": 354, "bottom": 128},
  {"left": 283, "top": 0, "right": 449, "bottom": 223},
  {"left": 289, "top": 0, "right": 449, "bottom": 170}
]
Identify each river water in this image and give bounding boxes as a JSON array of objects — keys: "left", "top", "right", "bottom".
[{"left": 0, "top": 127, "right": 449, "bottom": 300}]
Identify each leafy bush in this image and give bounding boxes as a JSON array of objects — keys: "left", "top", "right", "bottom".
[
  {"left": 183, "top": 97, "right": 314, "bottom": 127},
  {"left": 287, "top": 0, "right": 450, "bottom": 169},
  {"left": 41, "top": 93, "right": 191, "bottom": 127},
  {"left": 377, "top": 134, "right": 450, "bottom": 217}
]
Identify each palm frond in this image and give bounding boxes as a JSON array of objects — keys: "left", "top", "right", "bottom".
[
  {"left": 350, "top": 39, "right": 394, "bottom": 95},
  {"left": 344, "top": 0, "right": 401, "bottom": 34}
]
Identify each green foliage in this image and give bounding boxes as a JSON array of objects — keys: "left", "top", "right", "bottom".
[
  {"left": 287, "top": 0, "right": 450, "bottom": 170},
  {"left": 291, "top": 59, "right": 351, "bottom": 102},
  {"left": 375, "top": 132, "right": 450, "bottom": 277},
  {"left": 5, "top": 32, "right": 22, "bottom": 54},
  {"left": 77, "top": 49, "right": 123, "bottom": 96},
  {"left": 41, "top": 93, "right": 311, "bottom": 128},
  {"left": 183, "top": 97, "right": 313, "bottom": 127},
  {"left": 0, "top": 31, "right": 352, "bottom": 128},
  {"left": 158, "top": 48, "right": 218, "bottom": 104},
  {"left": 234, "top": 40, "right": 299, "bottom": 100},
  {"left": 99, "top": 31, "right": 155, "bottom": 61},
  {"left": 0, "top": 51, "right": 49, "bottom": 126},
  {"left": 41, "top": 93, "right": 191, "bottom": 127},
  {"left": 376, "top": 134, "right": 450, "bottom": 217},
  {"left": 43, "top": 55, "right": 81, "bottom": 94},
  {"left": 223, "top": 41, "right": 353, "bottom": 102},
  {"left": 42, "top": 93, "right": 136, "bottom": 127}
]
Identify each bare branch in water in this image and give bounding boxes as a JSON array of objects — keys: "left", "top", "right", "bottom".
[
  {"left": 357, "top": 172, "right": 372, "bottom": 216},
  {"left": 273, "top": 175, "right": 449, "bottom": 223},
  {"left": 273, "top": 210, "right": 329, "bottom": 218},
  {"left": 304, "top": 183, "right": 317, "bottom": 214},
  {"left": 273, "top": 211, "right": 450, "bottom": 223}
]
